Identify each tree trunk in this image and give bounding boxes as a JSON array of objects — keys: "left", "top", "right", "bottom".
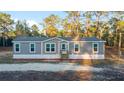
[
  {"left": 0, "top": 37, "right": 1, "bottom": 46},
  {"left": 2, "top": 37, "right": 5, "bottom": 47},
  {"left": 96, "top": 16, "right": 100, "bottom": 38},
  {"left": 118, "top": 33, "right": 122, "bottom": 60},
  {"left": 86, "top": 17, "right": 90, "bottom": 37},
  {"left": 114, "top": 26, "right": 119, "bottom": 47}
]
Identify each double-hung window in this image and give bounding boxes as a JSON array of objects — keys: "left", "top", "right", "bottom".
[
  {"left": 51, "top": 44, "right": 55, "bottom": 52},
  {"left": 93, "top": 43, "right": 99, "bottom": 53},
  {"left": 30, "top": 43, "right": 35, "bottom": 53},
  {"left": 46, "top": 44, "right": 50, "bottom": 52},
  {"left": 15, "top": 43, "right": 20, "bottom": 53},
  {"left": 74, "top": 43, "right": 80, "bottom": 53},
  {"left": 45, "top": 43, "right": 56, "bottom": 53}
]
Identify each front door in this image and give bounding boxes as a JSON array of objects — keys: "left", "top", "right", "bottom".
[{"left": 60, "top": 43, "right": 68, "bottom": 59}]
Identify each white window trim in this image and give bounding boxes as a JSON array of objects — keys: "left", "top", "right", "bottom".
[
  {"left": 74, "top": 43, "right": 80, "bottom": 53},
  {"left": 61, "top": 43, "right": 68, "bottom": 51},
  {"left": 14, "top": 43, "right": 20, "bottom": 53},
  {"left": 29, "top": 43, "right": 36, "bottom": 53},
  {"left": 92, "top": 43, "right": 99, "bottom": 54},
  {"left": 103, "top": 44, "right": 105, "bottom": 54},
  {"left": 68, "top": 42, "right": 69, "bottom": 51},
  {"left": 41, "top": 42, "right": 43, "bottom": 54},
  {"left": 45, "top": 43, "right": 56, "bottom": 53}
]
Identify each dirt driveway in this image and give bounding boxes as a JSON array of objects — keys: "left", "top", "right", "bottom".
[
  {"left": 0, "top": 62, "right": 103, "bottom": 72},
  {"left": 0, "top": 63, "right": 123, "bottom": 81}
]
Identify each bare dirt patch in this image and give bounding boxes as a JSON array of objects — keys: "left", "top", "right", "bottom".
[
  {"left": 0, "top": 68, "right": 123, "bottom": 81},
  {"left": 0, "top": 47, "right": 12, "bottom": 52},
  {"left": 0, "top": 47, "right": 124, "bottom": 81}
]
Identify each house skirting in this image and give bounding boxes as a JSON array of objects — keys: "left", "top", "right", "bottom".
[
  {"left": 69, "top": 54, "right": 104, "bottom": 59},
  {"left": 13, "top": 54, "right": 105, "bottom": 59},
  {"left": 13, "top": 54, "right": 60, "bottom": 59}
]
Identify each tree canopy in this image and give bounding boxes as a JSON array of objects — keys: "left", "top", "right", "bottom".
[{"left": 0, "top": 11, "right": 124, "bottom": 47}]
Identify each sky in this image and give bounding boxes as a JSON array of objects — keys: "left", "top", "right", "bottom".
[
  {"left": 1, "top": 11, "right": 112, "bottom": 31},
  {"left": 2, "top": 11, "right": 67, "bottom": 30}
]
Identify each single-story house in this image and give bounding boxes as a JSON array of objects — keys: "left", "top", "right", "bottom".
[{"left": 12, "top": 36, "right": 106, "bottom": 59}]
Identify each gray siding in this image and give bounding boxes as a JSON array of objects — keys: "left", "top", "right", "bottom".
[
  {"left": 69, "top": 42, "right": 104, "bottom": 55},
  {"left": 43, "top": 38, "right": 68, "bottom": 54},
  {"left": 13, "top": 42, "right": 41, "bottom": 54},
  {"left": 13, "top": 40, "right": 104, "bottom": 55},
  {"left": 98, "top": 42, "right": 104, "bottom": 54}
]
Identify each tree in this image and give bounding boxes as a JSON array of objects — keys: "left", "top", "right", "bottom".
[
  {"left": 109, "top": 11, "right": 124, "bottom": 47},
  {"left": 57, "top": 30, "right": 71, "bottom": 37},
  {"left": 57, "top": 30, "right": 64, "bottom": 37},
  {"left": 93, "top": 11, "right": 108, "bottom": 38},
  {"left": 83, "top": 11, "right": 93, "bottom": 37},
  {"left": 6, "top": 30, "right": 16, "bottom": 46},
  {"left": 42, "top": 14, "right": 60, "bottom": 37},
  {"left": 0, "top": 12, "right": 14, "bottom": 46},
  {"left": 15, "top": 20, "right": 31, "bottom": 36},
  {"left": 62, "top": 11, "right": 82, "bottom": 37},
  {"left": 31, "top": 24, "right": 40, "bottom": 36},
  {"left": 46, "top": 25, "right": 58, "bottom": 37}
]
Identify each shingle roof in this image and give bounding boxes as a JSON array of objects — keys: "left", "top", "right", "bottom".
[
  {"left": 13, "top": 36, "right": 49, "bottom": 41},
  {"left": 80, "top": 37, "right": 104, "bottom": 41},
  {"left": 59, "top": 37, "right": 105, "bottom": 41},
  {"left": 58, "top": 37, "right": 72, "bottom": 41},
  {"left": 13, "top": 36, "right": 105, "bottom": 42}
]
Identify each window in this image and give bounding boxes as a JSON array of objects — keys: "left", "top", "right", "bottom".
[
  {"left": 61, "top": 43, "right": 66, "bottom": 50},
  {"left": 51, "top": 44, "right": 55, "bottom": 52},
  {"left": 46, "top": 44, "right": 50, "bottom": 52},
  {"left": 45, "top": 43, "right": 56, "bottom": 53},
  {"left": 30, "top": 43, "right": 35, "bottom": 53},
  {"left": 93, "top": 43, "right": 99, "bottom": 53},
  {"left": 15, "top": 43, "right": 20, "bottom": 53},
  {"left": 74, "top": 44, "right": 79, "bottom": 52}
]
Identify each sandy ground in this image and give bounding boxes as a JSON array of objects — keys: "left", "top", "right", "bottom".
[
  {"left": 0, "top": 47, "right": 124, "bottom": 80},
  {"left": 0, "top": 63, "right": 103, "bottom": 72},
  {"left": 0, "top": 51, "right": 11, "bottom": 56}
]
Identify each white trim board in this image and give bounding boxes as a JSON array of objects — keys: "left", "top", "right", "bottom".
[
  {"left": 14, "top": 43, "right": 21, "bottom": 53},
  {"left": 29, "top": 42, "right": 36, "bottom": 53},
  {"left": 45, "top": 43, "right": 56, "bottom": 53},
  {"left": 61, "top": 43, "right": 68, "bottom": 51},
  {"left": 92, "top": 42, "right": 99, "bottom": 54},
  {"left": 74, "top": 43, "right": 80, "bottom": 53}
]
